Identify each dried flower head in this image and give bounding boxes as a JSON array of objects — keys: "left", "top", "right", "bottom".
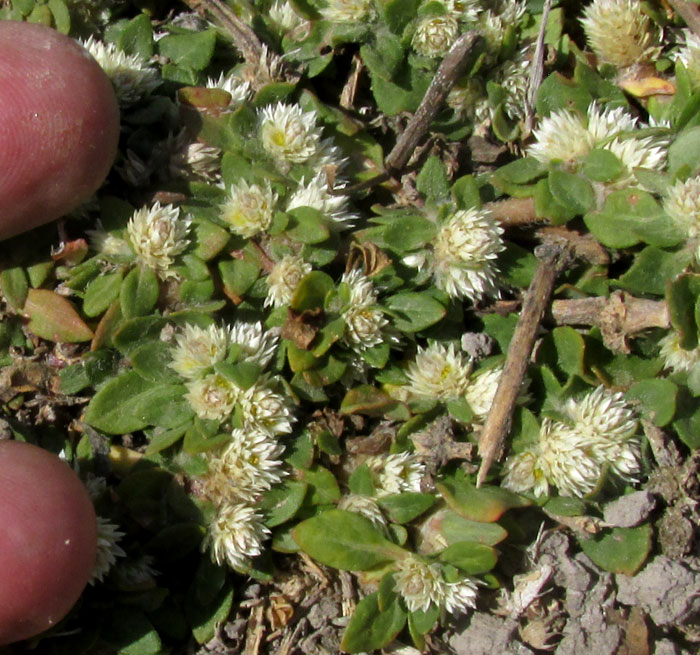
[
  {"left": 204, "top": 502, "right": 270, "bottom": 571},
  {"left": 406, "top": 342, "right": 472, "bottom": 400},
  {"left": 320, "top": 0, "right": 376, "bottom": 23},
  {"left": 580, "top": 0, "right": 660, "bottom": 68},
  {"left": 412, "top": 14, "right": 459, "bottom": 58},
  {"left": 265, "top": 254, "right": 312, "bottom": 307},
  {"left": 219, "top": 179, "right": 278, "bottom": 238},
  {"left": 340, "top": 269, "right": 391, "bottom": 352},
  {"left": 127, "top": 202, "right": 191, "bottom": 278},
  {"left": 81, "top": 36, "right": 160, "bottom": 106},
  {"left": 167, "top": 131, "right": 222, "bottom": 182},
  {"left": 169, "top": 323, "right": 230, "bottom": 380},
  {"left": 659, "top": 330, "right": 700, "bottom": 374},
  {"left": 90, "top": 516, "right": 127, "bottom": 584},
  {"left": 365, "top": 451, "right": 425, "bottom": 496}
]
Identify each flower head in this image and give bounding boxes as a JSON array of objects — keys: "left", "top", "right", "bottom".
[
  {"left": 239, "top": 378, "right": 295, "bottom": 436},
  {"left": 228, "top": 322, "right": 279, "bottom": 368},
  {"left": 659, "top": 330, "right": 700, "bottom": 374},
  {"left": 464, "top": 365, "right": 502, "bottom": 422},
  {"left": 337, "top": 494, "right": 388, "bottom": 531},
  {"left": 269, "top": 0, "right": 308, "bottom": 32},
  {"left": 206, "top": 72, "right": 252, "bottom": 109},
  {"left": 167, "top": 131, "right": 222, "bottom": 182},
  {"left": 580, "top": 0, "right": 661, "bottom": 68},
  {"left": 365, "top": 451, "right": 425, "bottom": 496},
  {"left": 202, "top": 429, "right": 285, "bottom": 504},
  {"left": 265, "top": 254, "right": 312, "bottom": 307},
  {"left": 664, "top": 175, "right": 700, "bottom": 239},
  {"left": 219, "top": 179, "right": 277, "bottom": 238},
  {"left": 502, "top": 386, "right": 640, "bottom": 497},
  {"left": 170, "top": 323, "right": 230, "bottom": 380},
  {"left": 204, "top": 502, "right": 270, "bottom": 571},
  {"left": 185, "top": 373, "right": 237, "bottom": 421},
  {"left": 259, "top": 102, "right": 324, "bottom": 166},
  {"left": 286, "top": 173, "right": 354, "bottom": 228},
  {"left": 393, "top": 555, "right": 478, "bottom": 614},
  {"left": 406, "top": 342, "right": 472, "bottom": 400},
  {"left": 320, "top": 0, "right": 376, "bottom": 22},
  {"left": 412, "top": 14, "right": 459, "bottom": 58},
  {"left": 340, "top": 269, "right": 392, "bottom": 352},
  {"left": 676, "top": 29, "right": 700, "bottom": 90},
  {"left": 409, "top": 208, "right": 504, "bottom": 302},
  {"left": 90, "top": 517, "right": 127, "bottom": 584},
  {"left": 81, "top": 36, "right": 160, "bottom": 106},
  {"left": 127, "top": 202, "right": 191, "bottom": 278}
]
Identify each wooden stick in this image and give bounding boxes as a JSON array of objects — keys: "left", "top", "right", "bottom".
[
  {"left": 385, "top": 31, "right": 480, "bottom": 172},
  {"left": 476, "top": 243, "right": 571, "bottom": 486}
]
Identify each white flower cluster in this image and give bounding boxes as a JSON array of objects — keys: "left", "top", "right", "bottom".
[
  {"left": 169, "top": 322, "right": 293, "bottom": 572},
  {"left": 580, "top": 0, "right": 660, "bottom": 68},
  {"left": 528, "top": 103, "right": 667, "bottom": 188},
  {"left": 90, "top": 516, "right": 127, "bottom": 584},
  {"left": 403, "top": 207, "right": 504, "bottom": 302},
  {"left": 206, "top": 71, "right": 253, "bottom": 110},
  {"left": 320, "top": 0, "right": 376, "bottom": 23},
  {"left": 126, "top": 202, "right": 192, "bottom": 278},
  {"left": 259, "top": 102, "right": 344, "bottom": 172},
  {"left": 81, "top": 36, "right": 160, "bottom": 106},
  {"left": 265, "top": 254, "right": 313, "bottom": 308},
  {"left": 165, "top": 130, "right": 222, "bottom": 182},
  {"left": 393, "top": 555, "right": 478, "bottom": 614},
  {"left": 364, "top": 452, "right": 425, "bottom": 496},
  {"left": 502, "top": 386, "right": 641, "bottom": 497},
  {"left": 663, "top": 175, "right": 700, "bottom": 260},
  {"left": 676, "top": 29, "right": 700, "bottom": 90},
  {"left": 659, "top": 330, "right": 700, "bottom": 374},
  {"left": 340, "top": 269, "right": 398, "bottom": 353}
]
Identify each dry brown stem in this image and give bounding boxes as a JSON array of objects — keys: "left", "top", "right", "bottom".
[{"left": 477, "top": 243, "right": 571, "bottom": 486}]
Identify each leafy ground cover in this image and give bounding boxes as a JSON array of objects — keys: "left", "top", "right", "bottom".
[{"left": 1, "top": 0, "right": 700, "bottom": 653}]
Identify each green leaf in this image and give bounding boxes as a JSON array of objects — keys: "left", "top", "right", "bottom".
[
  {"left": 261, "top": 480, "right": 308, "bottom": 527},
  {"left": 103, "top": 608, "right": 162, "bottom": 655},
  {"left": 183, "top": 419, "right": 229, "bottom": 454},
  {"left": 493, "top": 157, "right": 546, "bottom": 186},
  {"left": 438, "top": 510, "right": 509, "bottom": 545},
  {"left": 544, "top": 496, "right": 586, "bottom": 516},
  {"left": 300, "top": 465, "right": 341, "bottom": 504},
  {"left": 118, "top": 12, "right": 154, "bottom": 58},
  {"left": 534, "top": 177, "right": 577, "bottom": 224},
  {"left": 158, "top": 29, "right": 217, "bottom": 71},
  {"left": 668, "top": 125, "right": 700, "bottom": 176},
  {"left": 215, "top": 361, "right": 262, "bottom": 391},
  {"left": 667, "top": 273, "right": 700, "bottom": 349},
  {"left": 408, "top": 604, "right": 439, "bottom": 645},
  {"left": 384, "top": 292, "right": 446, "bottom": 332},
  {"left": 24, "top": 289, "right": 93, "bottom": 343},
  {"left": 292, "top": 509, "right": 404, "bottom": 570},
  {"left": 499, "top": 242, "right": 537, "bottom": 289},
  {"left": 349, "top": 463, "right": 376, "bottom": 496},
  {"left": 437, "top": 475, "right": 532, "bottom": 522},
  {"left": 340, "top": 385, "right": 397, "bottom": 416},
  {"left": 552, "top": 326, "right": 586, "bottom": 378},
  {"left": 439, "top": 541, "right": 498, "bottom": 575},
  {"left": 84, "top": 271, "right": 124, "bottom": 318},
  {"left": 383, "top": 215, "right": 437, "bottom": 253},
  {"left": 617, "top": 247, "right": 691, "bottom": 296},
  {"left": 85, "top": 371, "right": 168, "bottom": 434},
  {"left": 145, "top": 424, "right": 189, "bottom": 455},
  {"left": 121, "top": 266, "right": 159, "bottom": 318},
  {"left": 578, "top": 524, "right": 652, "bottom": 575},
  {"left": 446, "top": 396, "right": 474, "bottom": 424},
  {"left": 130, "top": 340, "right": 181, "bottom": 383},
  {"left": 0, "top": 266, "right": 28, "bottom": 312},
  {"left": 583, "top": 148, "right": 624, "bottom": 183},
  {"left": 376, "top": 493, "right": 435, "bottom": 524},
  {"left": 451, "top": 175, "right": 482, "bottom": 210},
  {"left": 627, "top": 379, "right": 678, "bottom": 426},
  {"left": 548, "top": 170, "right": 595, "bottom": 215},
  {"left": 286, "top": 207, "right": 331, "bottom": 244},
  {"left": 341, "top": 591, "right": 407, "bottom": 653},
  {"left": 535, "top": 73, "right": 592, "bottom": 117},
  {"left": 416, "top": 155, "right": 450, "bottom": 201},
  {"left": 189, "top": 584, "right": 234, "bottom": 644},
  {"left": 290, "top": 271, "right": 335, "bottom": 311}
]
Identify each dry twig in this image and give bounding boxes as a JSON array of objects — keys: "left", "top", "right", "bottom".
[
  {"left": 477, "top": 243, "right": 571, "bottom": 486},
  {"left": 525, "top": 0, "right": 552, "bottom": 132},
  {"left": 668, "top": 0, "right": 700, "bottom": 38}
]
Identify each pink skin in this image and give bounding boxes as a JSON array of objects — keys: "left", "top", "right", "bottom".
[
  {"left": 0, "top": 21, "right": 119, "bottom": 240},
  {"left": 0, "top": 441, "right": 97, "bottom": 644}
]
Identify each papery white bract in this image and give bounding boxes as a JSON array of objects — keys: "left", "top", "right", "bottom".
[
  {"left": 219, "top": 179, "right": 277, "bottom": 238},
  {"left": 340, "top": 269, "right": 392, "bottom": 352},
  {"left": 185, "top": 373, "right": 237, "bottom": 421},
  {"left": 364, "top": 451, "right": 425, "bottom": 496},
  {"left": 90, "top": 517, "right": 127, "bottom": 584},
  {"left": 169, "top": 323, "right": 230, "bottom": 380},
  {"left": 320, "top": 0, "right": 376, "bottom": 23},
  {"left": 659, "top": 330, "right": 700, "bottom": 374},
  {"left": 412, "top": 14, "right": 459, "bottom": 58},
  {"left": 228, "top": 322, "right": 279, "bottom": 368},
  {"left": 265, "top": 254, "right": 312, "bottom": 307},
  {"left": 405, "top": 342, "right": 472, "bottom": 400}
]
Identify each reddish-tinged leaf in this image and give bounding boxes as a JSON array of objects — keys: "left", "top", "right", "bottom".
[{"left": 24, "top": 289, "right": 93, "bottom": 343}]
